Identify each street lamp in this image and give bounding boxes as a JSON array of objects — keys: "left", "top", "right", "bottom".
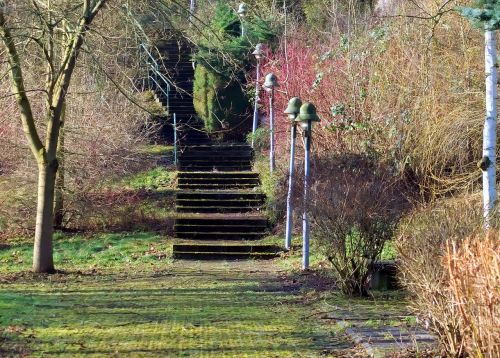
[
  {"left": 189, "top": 0, "right": 196, "bottom": 23},
  {"left": 263, "top": 73, "right": 279, "bottom": 173},
  {"left": 237, "top": 3, "right": 248, "bottom": 37},
  {"left": 251, "top": 43, "right": 265, "bottom": 148},
  {"left": 284, "top": 97, "right": 302, "bottom": 250},
  {"left": 296, "top": 102, "right": 320, "bottom": 270}
]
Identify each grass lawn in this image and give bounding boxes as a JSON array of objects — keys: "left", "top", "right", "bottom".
[
  {"left": 0, "top": 233, "right": 172, "bottom": 275},
  {"left": 0, "top": 233, "right": 417, "bottom": 357},
  {"left": 0, "top": 257, "right": 356, "bottom": 357}
]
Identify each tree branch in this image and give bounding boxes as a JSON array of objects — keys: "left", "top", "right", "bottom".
[{"left": 0, "top": 5, "right": 45, "bottom": 162}]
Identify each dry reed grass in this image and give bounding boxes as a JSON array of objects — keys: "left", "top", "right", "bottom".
[
  {"left": 446, "top": 233, "right": 500, "bottom": 358},
  {"left": 396, "top": 193, "right": 500, "bottom": 356}
]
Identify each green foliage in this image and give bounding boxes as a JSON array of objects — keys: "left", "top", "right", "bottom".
[
  {"left": 380, "top": 240, "right": 397, "bottom": 261},
  {"left": 126, "top": 167, "right": 175, "bottom": 190},
  {"left": 253, "top": 157, "right": 285, "bottom": 225},
  {"left": 192, "top": 1, "right": 276, "bottom": 136},
  {"left": 460, "top": 0, "right": 500, "bottom": 30},
  {"left": 246, "top": 127, "right": 270, "bottom": 151},
  {"left": 139, "top": 144, "right": 173, "bottom": 156},
  {"left": 303, "top": 0, "right": 330, "bottom": 30},
  {"left": 193, "top": 2, "right": 275, "bottom": 76},
  {"left": 193, "top": 65, "right": 249, "bottom": 134}
]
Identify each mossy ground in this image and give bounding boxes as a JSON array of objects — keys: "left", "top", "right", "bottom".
[
  {"left": 0, "top": 233, "right": 419, "bottom": 358},
  {"left": 0, "top": 144, "right": 415, "bottom": 357},
  {"left": 0, "top": 259, "right": 359, "bottom": 357}
]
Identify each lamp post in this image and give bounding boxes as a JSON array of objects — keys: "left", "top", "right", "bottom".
[
  {"left": 263, "top": 73, "right": 279, "bottom": 173},
  {"left": 251, "top": 44, "right": 264, "bottom": 148},
  {"left": 296, "top": 102, "right": 320, "bottom": 270},
  {"left": 284, "top": 97, "right": 302, "bottom": 250},
  {"left": 237, "top": 3, "right": 248, "bottom": 38},
  {"left": 189, "top": 0, "right": 196, "bottom": 23}
]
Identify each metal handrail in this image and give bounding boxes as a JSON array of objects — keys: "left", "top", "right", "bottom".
[
  {"left": 139, "top": 43, "right": 179, "bottom": 166},
  {"left": 139, "top": 43, "right": 174, "bottom": 114}
]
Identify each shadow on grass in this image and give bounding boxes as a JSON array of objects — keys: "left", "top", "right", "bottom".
[{"left": 0, "top": 267, "right": 349, "bottom": 356}]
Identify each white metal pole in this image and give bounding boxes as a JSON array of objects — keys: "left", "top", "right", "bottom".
[
  {"left": 251, "top": 59, "right": 261, "bottom": 148},
  {"left": 302, "top": 120, "right": 312, "bottom": 270},
  {"left": 241, "top": 21, "right": 246, "bottom": 37},
  {"left": 173, "top": 113, "right": 178, "bottom": 166},
  {"left": 189, "top": 0, "right": 195, "bottom": 23},
  {"left": 483, "top": 29, "right": 498, "bottom": 227},
  {"left": 269, "top": 88, "right": 275, "bottom": 173},
  {"left": 285, "top": 123, "right": 297, "bottom": 250}
]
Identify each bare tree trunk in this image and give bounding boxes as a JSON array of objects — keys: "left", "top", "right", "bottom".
[
  {"left": 54, "top": 104, "right": 66, "bottom": 230},
  {"left": 33, "top": 160, "right": 58, "bottom": 273},
  {"left": 1, "top": 0, "right": 110, "bottom": 272}
]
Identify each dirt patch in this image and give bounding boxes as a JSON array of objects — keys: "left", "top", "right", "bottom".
[{"left": 0, "top": 326, "right": 32, "bottom": 357}]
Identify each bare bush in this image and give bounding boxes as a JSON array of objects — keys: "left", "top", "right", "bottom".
[
  {"left": 396, "top": 194, "right": 486, "bottom": 356},
  {"left": 0, "top": 2, "right": 164, "bottom": 238},
  {"left": 310, "top": 154, "right": 408, "bottom": 296}
]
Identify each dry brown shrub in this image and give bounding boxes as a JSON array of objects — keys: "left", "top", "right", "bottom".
[
  {"left": 366, "top": 0, "right": 485, "bottom": 196},
  {"left": 446, "top": 233, "right": 500, "bottom": 358},
  {"left": 310, "top": 154, "right": 409, "bottom": 296},
  {"left": 0, "top": 5, "right": 161, "bottom": 236},
  {"left": 395, "top": 194, "right": 498, "bottom": 356},
  {"left": 257, "top": 0, "right": 486, "bottom": 198}
]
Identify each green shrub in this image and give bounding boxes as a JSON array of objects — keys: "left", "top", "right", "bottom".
[
  {"left": 191, "top": 1, "right": 276, "bottom": 139},
  {"left": 253, "top": 157, "right": 286, "bottom": 225},
  {"left": 126, "top": 167, "right": 175, "bottom": 190},
  {"left": 193, "top": 65, "right": 250, "bottom": 136},
  {"left": 246, "top": 127, "right": 270, "bottom": 151}
]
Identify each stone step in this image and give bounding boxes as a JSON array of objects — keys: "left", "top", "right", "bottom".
[
  {"left": 173, "top": 251, "right": 278, "bottom": 260},
  {"left": 175, "top": 216, "right": 268, "bottom": 226},
  {"left": 179, "top": 152, "right": 252, "bottom": 159},
  {"left": 178, "top": 172, "right": 259, "bottom": 178},
  {"left": 178, "top": 178, "right": 259, "bottom": 186},
  {"left": 172, "top": 244, "right": 280, "bottom": 260},
  {"left": 178, "top": 168, "right": 253, "bottom": 173},
  {"left": 176, "top": 200, "right": 263, "bottom": 210},
  {"left": 176, "top": 191, "right": 264, "bottom": 200},
  {"left": 178, "top": 165, "right": 253, "bottom": 171},
  {"left": 176, "top": 206, "right": 262, "bottom": 213},
  {"left": 178, "top": 183, "right": 258, "bottom": 190},
  {"left": 175, "top": 224, "right": 267, "bottom": 233},
  {"left": 179, "top": 159, "right": 252, "bottom": 166},
  {"left": 175, "top": 232, "right": 266, "bottom": 240}
]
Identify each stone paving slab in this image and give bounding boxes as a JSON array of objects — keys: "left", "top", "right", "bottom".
[{"left": 346, "top": 326, "right": 437, "bottom": 357}]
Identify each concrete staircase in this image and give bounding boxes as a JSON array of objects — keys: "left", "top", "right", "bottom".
[
  {"left": 153, "top": 38, "right": 210, "bottom": 145},
  {"left": 151, "top": 35, "right": 280, "bottom": 260},
  {"left": 173, "top": 144, "right": 280, "bottom": 260}
]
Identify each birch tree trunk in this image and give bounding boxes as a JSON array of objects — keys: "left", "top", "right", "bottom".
[{"left": 482, "top": 30, "right": 497, "bottom": 227}]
